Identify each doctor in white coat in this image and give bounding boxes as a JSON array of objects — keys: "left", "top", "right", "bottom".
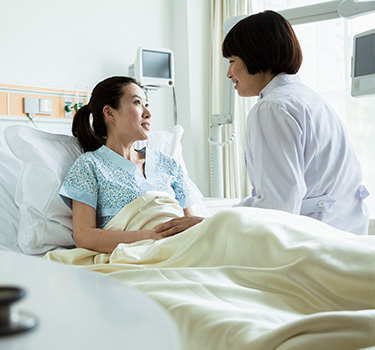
[{"left": 222, "top": 10, "right": 369, "bottom": 235}]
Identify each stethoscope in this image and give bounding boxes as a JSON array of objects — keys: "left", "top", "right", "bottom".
[{"left": 0, "top": 286, "right": 38, "bottom": 336}]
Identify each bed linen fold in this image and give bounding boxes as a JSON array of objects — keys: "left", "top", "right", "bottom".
[{"left": 44, "top": 191, "right": 375, "bottom": 350}]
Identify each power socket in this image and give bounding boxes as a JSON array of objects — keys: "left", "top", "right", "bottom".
[
  {"left": 64, "top": 99, "right": 73, "bottom": 118},
  {"left": 75, "top": 100, "right": 84, "bottom": 111},
  {"left": 23, "top": 97, "right": 39, "bottom": 118}
]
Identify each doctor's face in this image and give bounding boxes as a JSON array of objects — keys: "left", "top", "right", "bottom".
[{"left": 226, "top": 56, "right": 271, "bottom": 97}]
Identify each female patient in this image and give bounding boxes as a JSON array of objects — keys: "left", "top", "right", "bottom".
[{"left": 60, "top": 76, "right": 203, "bottom": 253}]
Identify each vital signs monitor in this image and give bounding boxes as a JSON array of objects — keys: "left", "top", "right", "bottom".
[
  {"left": 351, "top": 28, "right": 375, "bottom": 97},
  {"left": 129, "top": 47, "right": 175, "bottom": 88}
]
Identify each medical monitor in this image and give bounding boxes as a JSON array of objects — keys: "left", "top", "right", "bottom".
[
  {"left": 128, "top": 47, "right": 174, "bottom": 88},
  {"left": 351, "top": 28, "right": 375, "bottom": 97}
]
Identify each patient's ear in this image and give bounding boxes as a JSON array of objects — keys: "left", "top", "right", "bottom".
[{"left": 103, "top": 105, "right": 115, "bottom": 123}]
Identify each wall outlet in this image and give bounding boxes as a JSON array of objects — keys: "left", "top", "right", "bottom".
[
  {"left": 23, "top": 97, "right": 52, "bottom": 117},
  {"left": 64, "top": 99, "right": 73, "bottom": 118},
  {"left": 23, "top": 97, "right": 39, "bottom": 118},
  {"left": 75, "top": 99, "right": 84, "bottom": 111}
]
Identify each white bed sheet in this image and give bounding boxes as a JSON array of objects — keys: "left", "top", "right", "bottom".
[
  {"left": 1, "top": 125, "right": 374, "bottom": 349},
  {"left": 44, "top": 192, "right": 375, "bottom": 350}
]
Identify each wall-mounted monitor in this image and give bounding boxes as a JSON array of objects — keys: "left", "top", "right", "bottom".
[
  {"left": 129, "top": 47, "right": 174, "bottom": 88},
  {"left": 351, "top": 28, "right": 375, "bottom": 97}
]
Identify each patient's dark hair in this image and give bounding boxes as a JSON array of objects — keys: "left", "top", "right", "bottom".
[
  {"left": 222, "top": 10, "right": 302, "bottom": 75},
  {"left": 72, "top": 76, "right": 140, "bottom": 152}
]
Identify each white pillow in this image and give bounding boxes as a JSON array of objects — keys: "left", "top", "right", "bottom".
[
  {"left": 4, "top": 124, "right": 187, "bottom": 255},
  {"left": 5, "top": 126, "right": 82, "bottom": 254},
  {"left": 134, "top": 125, "right": 187, "bottom": 172},
  {"left": 0, "top": 128, "right": 22, "bottom": 253}
]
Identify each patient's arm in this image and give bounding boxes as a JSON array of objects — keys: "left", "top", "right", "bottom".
[
  {"left": 155, "top": 207, "right": 204, "bottom": 237},
  {"left": 72, "top": 200, "right": 164, "bottom": 253}
]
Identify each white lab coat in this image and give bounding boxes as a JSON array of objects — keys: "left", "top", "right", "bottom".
[{"left": 238, "top": 74, "right": 369, "bottom": 235}]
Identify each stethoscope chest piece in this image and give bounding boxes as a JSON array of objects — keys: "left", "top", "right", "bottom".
[{"left": 0, "top": 286, "right": 38, "bottom": 336}]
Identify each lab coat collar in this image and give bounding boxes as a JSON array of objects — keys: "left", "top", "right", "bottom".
[{"left": 258, "top": 73, "right": 302, "bottom": 101}]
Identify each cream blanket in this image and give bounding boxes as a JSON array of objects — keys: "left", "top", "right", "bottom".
[{"left": 45, "top": 191, "right": 375, "bottom": 350}]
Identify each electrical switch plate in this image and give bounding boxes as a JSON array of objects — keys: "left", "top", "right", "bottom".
[
  {"left": 23, "top": 97, "right": 39, "bottom": 118},
  {"left": 39, "top": 99, "right": 52, "bottom": 114},
  {"left": 64, "top": 99, "right": 73, "bottom": 118}
]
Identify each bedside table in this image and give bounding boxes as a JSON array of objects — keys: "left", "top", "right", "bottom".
[{"left": 0, "top": 251, "right": 181, "bottom": 349}]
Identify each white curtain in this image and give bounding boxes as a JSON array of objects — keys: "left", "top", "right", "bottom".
[{"left": 209, "top": 0, "right": 256, "bottom": 199}]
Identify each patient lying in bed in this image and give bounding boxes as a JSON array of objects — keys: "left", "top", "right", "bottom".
[
  {"left": 48, "top": 77, "right": 374, "bottom": 350},
  {"left": 2, "top": 76, "right": 373, "bottom": 350},
  {"left": 45, "top": 189, "right": 375, "bottom": 350},
  {"left": 59, "top": 76, "right": 205, "bottom": 254}
]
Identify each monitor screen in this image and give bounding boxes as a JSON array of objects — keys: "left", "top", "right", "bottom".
[
  {"left": 142, "top": 50, "right": 171, "bottom": 79},
  {"left": 352, "top": 29, "right": 375, "bottom": 97},
  {"left": 354, "top": 32, "right": 375, "bottom": 78}
]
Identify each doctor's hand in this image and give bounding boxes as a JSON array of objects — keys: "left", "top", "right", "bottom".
[{"left": 155, "top": 216, "right": 205, "bottom": 238}]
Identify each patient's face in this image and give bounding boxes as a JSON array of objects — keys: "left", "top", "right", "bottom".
[{"left": 113, "top": 83, "right": 151, "bottom": 142}]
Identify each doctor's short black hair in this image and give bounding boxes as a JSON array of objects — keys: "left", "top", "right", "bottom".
[{"left": 222, "top": 10, "right": 303, "bottom": 75}]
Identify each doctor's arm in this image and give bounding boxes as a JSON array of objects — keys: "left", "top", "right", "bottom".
[{"left": 244, "top": 103, "right": 307, "bottom": 213}]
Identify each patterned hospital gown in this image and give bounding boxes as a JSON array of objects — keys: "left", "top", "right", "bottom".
[{"left": 59, "top": 145, "right": 201, "bottom": 228}]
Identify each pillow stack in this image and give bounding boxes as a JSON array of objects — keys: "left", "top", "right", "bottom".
[{"left": 2, "top": 125, "right": 188, "bottom": 255}]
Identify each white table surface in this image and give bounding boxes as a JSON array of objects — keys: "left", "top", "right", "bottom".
[{"left": 0, "top": 251, "right": 181, "bottom": 350}]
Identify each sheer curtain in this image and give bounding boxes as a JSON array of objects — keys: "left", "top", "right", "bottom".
[{"left": 210, "top": 0, "right": 255, "bottom": 199}]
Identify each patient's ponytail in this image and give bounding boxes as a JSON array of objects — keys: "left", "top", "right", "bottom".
[
  {"left": 72, "top": 76, "right": 140, "bottom": 153},
  {"left": 72, "top": 104, "right": 105, "bottom": 152}
]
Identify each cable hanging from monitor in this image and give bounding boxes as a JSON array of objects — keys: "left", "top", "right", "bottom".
[{"left": 172, "top": 86, "right": 178, "bottom": 125}]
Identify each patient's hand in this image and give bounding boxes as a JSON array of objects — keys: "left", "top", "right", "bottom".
[{"left": 155, "top": 216, "right": 204, "bottom": 237}]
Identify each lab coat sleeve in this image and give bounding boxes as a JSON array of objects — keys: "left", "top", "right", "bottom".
[{"left": 242, "top": 102, "right": 307, "bottom": 214}]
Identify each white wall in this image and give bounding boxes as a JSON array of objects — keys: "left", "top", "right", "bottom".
[
  {"left": 171, "top": 0, "right": 211, "bottom": 196},
  {"left": 0, "top": 0, "right": 211, "bottom": 196}
]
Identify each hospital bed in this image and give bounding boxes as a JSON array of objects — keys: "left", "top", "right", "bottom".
[{"left": 0, "top": 124, "right": 374, "bottom": 350}]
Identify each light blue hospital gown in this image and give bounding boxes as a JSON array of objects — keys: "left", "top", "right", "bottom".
[{"left": 60, "top": 145, "right": 201, "bottom": 228}]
